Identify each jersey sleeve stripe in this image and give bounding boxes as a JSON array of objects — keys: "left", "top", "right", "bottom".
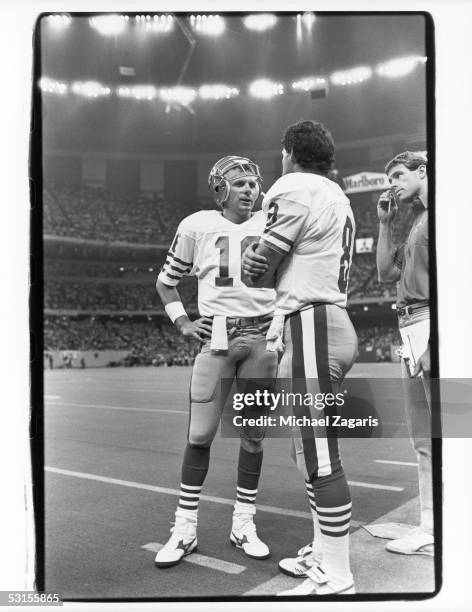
[
  {"left": 161, "top": 271, "right": 181, "bottom": 281},
  {"left": 157, "top": 270, "right": 178, "bottom": 287},
  {"left": 165, "top": 262, "right": 191, "bottom": 273},
  {"left": 260, "top": 235, "right": 289, "bottom": 255},
  {"left": 263, "top": 228, "right": 294, "bottom": 247},
  {"left": 169, "top": 254, "right": 193, "bottom": 268}
]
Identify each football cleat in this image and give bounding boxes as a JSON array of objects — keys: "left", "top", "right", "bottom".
[
  {"left": 277, "top": 566, "right": 355, "bottom": 596},
  {"left": 230, "top": 513, "right": 270, "bottom": 559},
  {"left": 278, "top": 542, "right": 322, "bottom": 578},
  {"left": 385, "top": 527, "right": 434, "bottom": 556},
  {"left": 154, "top": 516, "right": 198, "bottom": 568}
]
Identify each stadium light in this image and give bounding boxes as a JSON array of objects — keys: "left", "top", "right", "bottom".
[
  {"left": 190, "top": 14, "right": 225, "bottom": 36},
  {"left": 117, "top": 85, "right": 158, "bottom": 100},
  {"left": 243, "top": 14, "right": 277, "bottom": 31},
  {"left": 296, "top": 12, "right": 316, "bottom": 27},
  {"left": 301, "top": 12, "right": 316, "bottom": 28},
  {"left": 292, "top": 76, "right": 326, "bottom": 91},
  {"left": 249, "top": 78, "right": 284, "bottom": 99},
  {"left": 71, "top": 81, "right": 112, "bottom": 98},
  {"left": 135, "top": 14, "right": 174, "bottom": 32},
  {"left": 39, "top": 77, "right": 68, "bottom": 95},
  {"left": 47, "top": 15, "right": 71, "bottom": 29},
  {"left": 160, "top": 86, "right": 197, "bottom": 105},
  {"left": 330, "top": 65, "right": 373, "bottom": 86},
  {"left": 296, "top": 13, "right": 303, "bottom": 42},
  {"left": 199, "top": 84, "right": 239, "bottom": 100},
  {"left": 376, "top": 56, "right": 427, "bottom": 78},
  {"left": 89, "top": 15, "right": 129, "bottom": 36}
]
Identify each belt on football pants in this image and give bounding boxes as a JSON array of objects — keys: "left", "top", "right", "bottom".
[
  {"left": 209, "top": 313, "right": 273, "bottom": 352},
  {"left": 396, "top": 300, "right": 429, "bottom": 318},
  {"left": 225, "top": 313, "right": 272, "bottom": 327}
]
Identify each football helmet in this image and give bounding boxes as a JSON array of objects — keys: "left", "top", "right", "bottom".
[{"left": 208, "top": 156, "right": 262, "bottom": 207}]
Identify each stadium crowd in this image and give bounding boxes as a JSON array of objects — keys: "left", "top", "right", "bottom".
[
  {"left": 44, "top": 183, "right": 201, "bottom": 244},
  {"left": 44, "top": 317, "right": 199, "bottom": 366},
  {"left": 357, "top": 325, "right": 401, "bottom": 361},
  {"left": 44, "top": 316, "right": 398, "bottom": 366},
  {"left": 44, "top": 183, "right": 170, "bottom": 244},
  {"left": 44, "top": 278, "right": 198, "bottom": 312}
]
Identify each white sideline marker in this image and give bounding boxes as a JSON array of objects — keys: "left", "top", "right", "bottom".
[
  {"left": 375, "top": 460, "right": 418, "bottom": 467},
  {"left": 348, "top": 480, "right": 403, "bottom": 491},
  {"left": 142, "top": 543, "right": 246, "bottom": 575}
]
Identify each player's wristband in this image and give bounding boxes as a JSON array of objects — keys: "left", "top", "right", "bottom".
[{"left": 164, "top": 301, "right": 188, "bottom": 324}]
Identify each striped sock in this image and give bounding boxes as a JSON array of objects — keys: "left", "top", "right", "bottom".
[
  {"left": 305, "top": 479, "right": 323, "bottom": 559},
  {"left": 312, "top": 469, "right": 352, "bottom": 584},
  {"left": 235, "top": 487, "right": 257, "bottom": 513},
  {"left": 177, "top": 482, "right": 202, "bottom": 517},
  {"left": 235, "top": 446, "right": 262, "bottom": 513},
  {"left": 175, "top": 443, "right": 210, "bottom": 520}
]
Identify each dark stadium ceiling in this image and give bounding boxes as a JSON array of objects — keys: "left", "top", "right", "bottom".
[{"left": 39, "top": 13, "right": 429, "bottom": 155}]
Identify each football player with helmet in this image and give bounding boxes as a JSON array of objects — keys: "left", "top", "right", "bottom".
[
  {"left": 242, "top": 120, "right": 358, "bottom": 596},
  {"left": 154, "top": 156, "right": 277, "bottom": 568}
]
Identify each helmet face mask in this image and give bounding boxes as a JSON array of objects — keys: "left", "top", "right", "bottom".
[{"left": 208, "top": 156, "right": 262, "bottom": 207}]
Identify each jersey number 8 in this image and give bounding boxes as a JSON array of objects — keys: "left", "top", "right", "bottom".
[{"left": 338, "top": 216, "right": 354, "bottom": 294}]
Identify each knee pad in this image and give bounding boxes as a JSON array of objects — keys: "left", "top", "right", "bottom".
[
  {"left": 190, "top": 352, "right": 224, "bottom": 403},
  {"left": 187, "top": 398, "right": 222, "bottom": 447}
]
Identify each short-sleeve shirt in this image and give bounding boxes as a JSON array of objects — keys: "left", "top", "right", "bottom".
[
  {"left": 394, "top": 208, "right": 429, "bottom": 308},
  {"left": 260, "top": 172, "right": 355, "bottom": 314},
  {"left": 157, "top": 210, "right": 275, "bottom": 317}
]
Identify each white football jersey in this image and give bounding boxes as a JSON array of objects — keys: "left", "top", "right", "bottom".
[
  {"left": 260, "top": 172, "right": 355, "bottom": 314},
  {"left": 158, "top": 210, "right": 275, "bottom": 317}
]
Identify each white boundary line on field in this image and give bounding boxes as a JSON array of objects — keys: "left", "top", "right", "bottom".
[
  {"left": 375, "top": 460, "right": 418, "bottom": 467},
  {"left": 46, "top": 401, "right": 188, "bottom": 414},
  {"left": 45, "top": 466, "right": 373, "bottom": 524}
]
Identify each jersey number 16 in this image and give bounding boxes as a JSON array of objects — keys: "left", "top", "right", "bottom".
[{"left": 215, "top": 235, "right": 259, "bottom": 288}]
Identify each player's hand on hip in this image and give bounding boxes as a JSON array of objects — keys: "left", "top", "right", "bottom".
[
  {"left": 377, "top": 189, "right": 398, "bottom": 223},
  {"left": 413, "top": 346, "right": 431, "bottom": 378},
  {"left": 242, "top": 242, "right": 268, "bottom": 277},
  {"left": 180, "top": 316, "right": 213, "bottom": 342}
]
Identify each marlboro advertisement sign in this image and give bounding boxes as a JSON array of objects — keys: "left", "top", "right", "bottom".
[{"left": 343, "top": 171, "right": 389, "bottom": 194}]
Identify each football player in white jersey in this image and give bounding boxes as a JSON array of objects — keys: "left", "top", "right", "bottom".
[
  {"left": 154, "top": 156, "right": 278, "bottom": 568},
  {"left": 243, "top": 120, "right": 358, "bottom": 595}
]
